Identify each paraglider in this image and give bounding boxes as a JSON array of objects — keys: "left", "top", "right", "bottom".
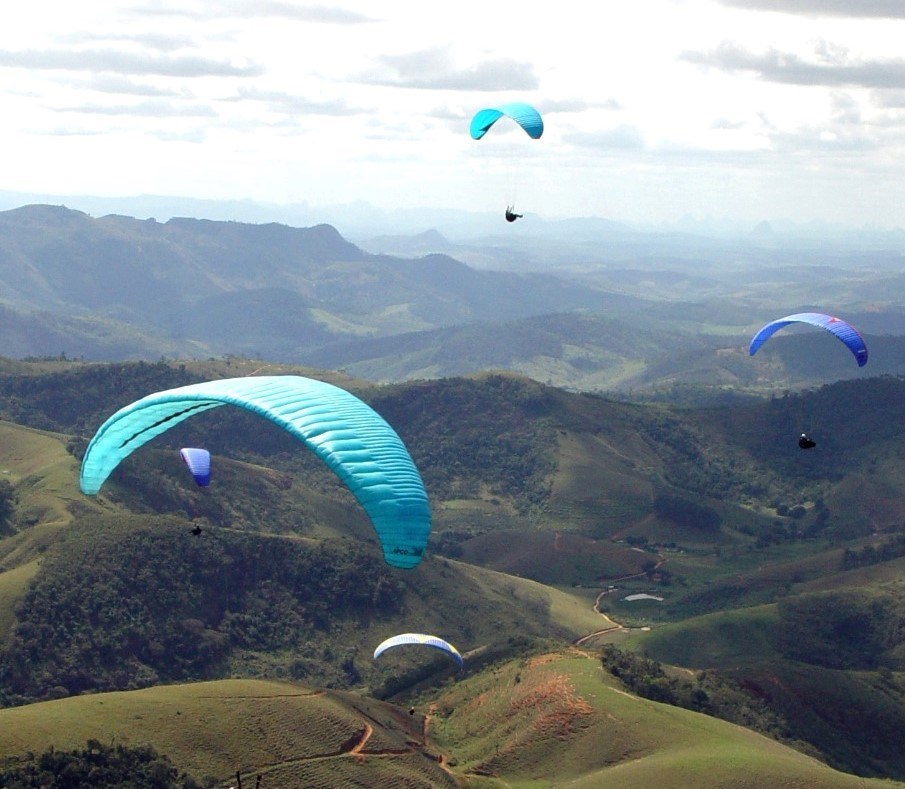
[
  {"left": 470, "top": 102, "right": 543, "bottom": 222},
  {"left": 469, "top": 102, "right": 544, "bottom": 141},
  {"left": 190, "top": 524, "right": 203, "bottom": 536},
  {"left": 79, "top": 376, "right": 431, "bottom": 570},
  {"left": 373, "top": 633, "right": 463, "bottom": 669},
  {"left": 798, "top": 433, "right": 816, "bottom": 450},
  {"left": 180, "top": 447, "right": 211, "bottom": 487},
  {"left": 748, "top": 312, "right": 868, "bottom": 367}
]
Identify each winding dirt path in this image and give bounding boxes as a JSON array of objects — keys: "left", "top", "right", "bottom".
[
  {"left": 573, "top": 554, "right": 666, "bottom": 645},
  {"left": 246, "top": 719, "right": 413, "bottom": 784},
  {"left": 235, "top": 698, "right": 461, "bottom": 785},
  {"left": 349, "top": 722, "right": 373, "bottom": 759},
  {"left": 422, "top": 703, "right": 456, "bottom": 777}
]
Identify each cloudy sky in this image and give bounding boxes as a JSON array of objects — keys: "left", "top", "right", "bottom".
[{"left": 3, "top": 0, "right": 905, "bottom": 226}]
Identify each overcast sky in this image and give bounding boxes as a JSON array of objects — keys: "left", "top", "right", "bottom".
[{"left": 3, "top": 0, "right": 905, "bottom": 226}]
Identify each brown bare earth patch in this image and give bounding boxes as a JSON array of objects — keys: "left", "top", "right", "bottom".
[{"left": 526, "top": 653, "right": 561, "bottom": 668}]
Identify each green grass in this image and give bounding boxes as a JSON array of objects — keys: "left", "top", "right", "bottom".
[
  {"left": 425, "top": 650, "right": 896, "bottom": 788},
  {"left": 0, "top": 678, "right": 454, "bottom": 787},
  {"left": 0, "top": 421, "right": 87, "bottom": 529},
  {"left": 625, "top": 605, "right": 780, "bottom": 668},
  {"left": 0, "top": 559, "right": 39, "bottom": 645},
  {"left": 4, "top": 652, "right": 890, "bottom": 788},
  {"left": 801, "top": 555, "right": 905, "bottom": 594},
  {"left": 448, "top": 560, "right": 607, "bottom": 638},
  {"left": 456, "top": 529, "right": 653, "bottom": 587},
  {"left": 0, "top": 422, "right": 108, "bottom": 643}
]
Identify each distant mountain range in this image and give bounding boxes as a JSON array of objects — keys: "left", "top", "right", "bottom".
[
  {"left": 3, "top": 202, "right": 905, "bottom": 393},
  {"left": 0, "top": 204, "right": 624, "bottom": 359}
]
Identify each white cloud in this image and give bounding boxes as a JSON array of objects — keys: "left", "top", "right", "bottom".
[
  {"left": 362, "top": 48, "right": 539, "bottom": 91},
  {"left": 564, "top": 125, "right": 645, "bottom": 150},
  {"left": 232, "top": 86, "right": 365, "bottom": 116},
  {"left": 0, "top": 48, "right": 263, "bottom": 78},
  {"left": 53, "top": 99, "right": 217, "bottom": 117},
  {"left": 682, "top": 42, "right": 905, "bottom": 88},
  {"left": 715, "top": 0, "right": 905, "bottom": 18},
  {"left": 133, "top": 1, "right": 376, "bottom": 23},
  {"left": 1, "top": 0, "right": 905, "bottom": 226}
]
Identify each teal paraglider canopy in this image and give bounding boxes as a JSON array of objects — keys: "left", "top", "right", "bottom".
[
  {"left": 373, "top": 633, "right": 463, "bottom": 669},
  {"left": 80, "top": 376, "right": 431, "bottom": 569},
  {"left": 748, "top": 312, "right": 868, "bottom": 367},
  {"left": 470, "top": 102, "right": 544, "bottom": 141}
]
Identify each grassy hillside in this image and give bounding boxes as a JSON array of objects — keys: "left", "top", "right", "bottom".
[
  {"left": 0, "top": 678, "right": 454, "bottom": 788},
  {"left": 1, "top": 361, "right": 905, "bottom": 780},
  {"left": 425, "top": 649, "right": 898, "bottom": 788},
  {"left": 0, "top": 420, "right": 85, "bottom": 529},
  {"left": 0, "top": 656, "right": 896, "bottom": 788},
  {"left": 1, "top": 360, "right": 903, "bottom": 633},
  {"left": 631, "top": 569, "right": 905, "bottom": 779},
  {"left": 0, "top": 512, "right": 612, "bottom": 706},
  {"left": 0, "top": 421, "right": 105, "bottom": 644}
]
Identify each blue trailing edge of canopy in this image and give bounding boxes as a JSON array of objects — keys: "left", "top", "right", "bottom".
[
  {"left": 470, "top": 102, "right": 544, "bottom": 140},
  {"left": 748, "top": 312, "right": 868, "bottom": 367},
  {"left": 79, "top": 375, "right": 431, "bottom": 569}
]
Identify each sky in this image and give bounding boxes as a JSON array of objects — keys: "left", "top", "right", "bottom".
[{"left": 3, "top": 0, "right": 905, "bottom": 227}]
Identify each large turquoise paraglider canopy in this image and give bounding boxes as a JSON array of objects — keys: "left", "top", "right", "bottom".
[
  {"left": 470, "top": 102, "right": 544, "bottom": 140},
  {"left": 373, "top": 633, "right": 463, "bottom": 669},
  {"left": 748, "top": 312, "right": 868, "bottom": 367},
  {"left": 80, "top": 375, "right": 431, "bottom": 569}
]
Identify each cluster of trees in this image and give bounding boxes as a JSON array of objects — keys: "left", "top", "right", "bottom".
[
  {"left": 600, "top": 645, "right": 789, "bottom": 742},
  {"left": 370, "top": 375, "right": 557, "bottom": 511},
  {"left": 0, "top": 516, "right": 405, "bottom": 704},
  {"left": 842, "top": 535, "right": 905, "bottom": 570},
  {"left": 0, "top": 478, "right": 17, "bottom": 536},
  {"left": 776, "top": 590, "right": 905, "bottom": 670},
  {"left": 635, "top": 378, "right": 905, "bottom": 520},
  {"left": 652, "top": 491, "right": 721, "bottom": 532},
  {"left": 0, "top": 361, "right": 197, "bottom": 434},
  {"left": 0, "top": 362, "right": 559, "bottom": 514},
  {"left": 0, "top": 740, "right": 206, "bottom": 788},
  {"left": 627, "top": 407, "right": 797, "bottom": 510},
  {"left": 99, "top": 448, "right": 313, "bottom": 535},
  {"left": 6, "top": 359, "right": 901, "bottom": 543}
]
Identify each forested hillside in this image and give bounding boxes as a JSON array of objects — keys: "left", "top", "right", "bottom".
[{"left": 0, "top": 359, "right": 903, "bottom": 781}]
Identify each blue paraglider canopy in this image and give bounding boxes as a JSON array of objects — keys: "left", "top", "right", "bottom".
[
  {"left": 748, "top": 312, "right": 868, "bottom": 367},
  {"left": 470, "top": 102, "right": 543, "bottom": 141},
  {"left": 180, "top": 447, "right": 211, "bottom": 487}
]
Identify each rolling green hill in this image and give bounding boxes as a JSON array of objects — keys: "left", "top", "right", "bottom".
[
  {"left": 0, "top": 512, "right": 609, "bottom": 707},
  {"left": 0, "top": 360, "right": 905, "bottom": 782},
  {"left": 1, "top": 655, "right": 898, "bottom": 789},
  {"left": 0, "top": 678, "right": 454, "bottom": 788},
  {"left": 424, "top": 649, "right": 899, "bottom": 788},
  {"left": 631, "top": 565, "right": 905, "bottom": 779}
]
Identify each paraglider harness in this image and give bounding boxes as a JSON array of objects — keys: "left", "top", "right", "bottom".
[
  {"left": 798, "top": 433, "right": 816, "bottom": 450},
  {"left": 505, "top": 206, "right": 523, "bottom": 223}
]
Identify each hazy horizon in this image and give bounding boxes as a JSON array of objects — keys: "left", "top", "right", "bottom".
[{"left": 3, "top": 2, "right": 905, "bottom": 229}]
